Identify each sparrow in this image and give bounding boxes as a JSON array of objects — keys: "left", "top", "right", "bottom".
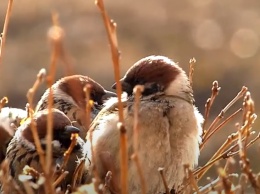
[
  {"left": 0, "top": 107, "right": 27, "bottom": 163},
  {"left": 3, "top": 108, "right": 85, "bottom": 193},
  {"left": 85, "top": 55, "right": 204, "bottom": 193},
  {"left": 35, "top": 75, "right": 116, "bottom": 139}
]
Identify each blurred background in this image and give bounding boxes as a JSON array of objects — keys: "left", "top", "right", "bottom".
[{"left": 0, "top": 0, "right": 260, "bottom": 188}]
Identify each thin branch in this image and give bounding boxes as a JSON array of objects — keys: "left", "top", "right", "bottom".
[
  {"left": 158, "top": 168, "right": 170, "bottom": 194},
  {"left": 95, "top": 1, "right": 127, "bottom": 193},
  {"left": 117, "top": 122, "right": 128, "bottom": 194},
  {"left": 202, "top": 81, "right": 221, "bottom": 136},
  {"left": 203, "top": 86, "right": 247, "bottom": 141},
  {"left": 0, "top": 0, "right": 13, "bottom": 65},
  {"left": 0, "top": 96, "right": 8, "bottom": 111},
  {"left": 45, "top": 12, "right": 62, "bottom": 194},
  {"left": 131, "top": 85, "right": 146, "bottom": 194},
  {"left": 200, "top": 108, "right": 242, "bottom": 150}
]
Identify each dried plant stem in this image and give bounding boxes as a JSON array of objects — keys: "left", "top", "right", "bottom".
[
  {"left": 188, "top": 58, "right": 196, "bottom": 87},
  {"left": 26, "top": 69, "right": 47, "bottom": 187},
  {"left": 184, "top": 164, "right": 200, "bottom": 194},
  {"left": 84, "top": 84, "right": 93, "bottom": 138},
  {"left": 196, "top": 133, "right": 241, "bottom": 180},
  {"left": 199, "top": 174, "right": 238, "bottom": 194},
  {"left": 71, "top": 159, "right": 86, "bottom": 190},
  {"left": 44, "top": 12, "right": 62, "bottom": 194},
  {"left": 27, "top": 69, "right": 46, "bottom": 110},
  {"left": 95, "top": 0, "right": 123, "bottom": 121},
  {"left": 118, "top": 122, "right": 128, "bottom": 194},
  {"left": 202, "top": 81, "right": 221, "bottom": 136},
  {"left": 95, "top": 0, "right": 127, "bottom": 193},
  {"left": 203, "top": 86, "right": 248, "bottom": 141},
  {"left": 60, "top": 133, "right": 78, "bottom": 170},
  {"left": 218, "top": 168, "right": 234, "bottom": 194},
  {"left": 53, "top": 171, "right": 69, "bottom": 188},
  {"left": 200, "top": 108, "right": 242, "bottom": 150},
  {"left": 0, "top": 0, "right": 13, "bottom": 65},
  {"left": 131, "top": 85, "right": 146, "bottom": 194},
  {"left": 158, "top": 168, "right": 170, "bottom": 194},
  {"left": 0, "top": 96, "right": 8, "bottom": 111}
]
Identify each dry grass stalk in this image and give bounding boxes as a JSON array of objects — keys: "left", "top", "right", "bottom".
[
  {"left": 95, "top": 0, "right": 128, "bottom": 193},
  {"left": 184, "top": 165, "right": 200, "bottom": 193},
  {"left": 237, "top": 92, "right": 260, "bottom": 193},
  {"left": 71, "top": 158, "right": 86, "bottom": 190},
  {"left": 0, "top": 0, "right": 13, "bottom": 65},
  {"left": 84, "top": 84, "right": 93, "bottom": 139},
  {"left": 131, "top": 85, "right": 146, "bottom": 194},
  {"left": 158, "top": 168, "right": 170, "bottom": 194},
  {"left": 188, "top": 58, "right": 196, "bottom": 87},
  {"left": 200, "top": 108, "right": 243, "bottom": 150},
  {"left": 202, "top": 80, "right": 221, "bottom": 134},
  {"left": 203, "top": 86, "right": 248, "bottom": 142},
  {"left": 27, "top": 68, "right": 46, "bottom": 110},
  {"left": 26, "top": 69, "right": 47, "bottom": 190},
  {"left": 61, "top": 133, "right": 79, "bottom": 170},
  {"left": 198, "top": 174, "right": 238, "bottom": 194},
  {"left": 218, "top": 168, "right": 234, "bottom": 194},
  {"left": 0, "top": 96, "right": 8, "bottom": 111},
  {"left": 195, "top": 87, "right": 256, "bottom": 181},
  {"left": 200, "top": 86, "right": 248, "bottom": 151},
  {"left": 53, "top": 171, "right": 69, "bottom": 188},
  {"left": 84, "top": 84, "right": 102, "bottom": 192}
]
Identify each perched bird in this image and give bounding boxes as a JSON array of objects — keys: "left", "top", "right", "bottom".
[
  {"left": 35, "top": 75, "right": 116, "bottom": 139},
  {"left": 4, "top": 108, "right": 85, "bottom": 192},
  {"left": 0, "top": 107, "right": 27, "bottom": 163},
  {"left": 86, "top": 55, "right": 204, "bottom": 193}
]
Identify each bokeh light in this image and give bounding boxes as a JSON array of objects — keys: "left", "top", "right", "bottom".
[
  {"left": 192, "top": 19, "right": 224, "bottom": 50},
  {"left": 230, "top": 28, "right": 259, "bottom": 58}
]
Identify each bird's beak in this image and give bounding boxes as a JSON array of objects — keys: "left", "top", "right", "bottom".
[
  {"left": 111, "top": 79, "right": 132, "bottom": 95},
  {"left": 101, "top": 90, "right": 117, "bottom": 102},
  {"left": 64, "top": 125, "right": 80, "bottom": 135}
]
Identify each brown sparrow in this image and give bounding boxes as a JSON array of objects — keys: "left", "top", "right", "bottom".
[
  {"left": 35, "top": 75, "right": 116, "bottom": 139},
  {"left": 4, "top": 108, "right": 85, "bottom": 192},
  {"left": 0, "top": 107, "right": 27, "bottom": 163},
  {"left": 85, "top": 55, "right": 204, "bottom": 193}
]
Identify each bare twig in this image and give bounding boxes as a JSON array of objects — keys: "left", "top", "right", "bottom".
[
  {"left": 53, "top": 171, "right": 69, "bottom": 188},
  {"left": 200, "top": 108, "right": 242, "bottom": 150},
  {"left": 203, "top": 86, "right": 247, "bottom": 141},
  {"left": 117, "top": 122, "right": 128, "bottom": 194},
  {"left": 202, "top": 81, "right": 221, "bottom": 135},
  {"left": 60, "top": 133, "right": 78, "bottom": 170},
  {"left": 71, "top": 158, "right": 86, "bottom": 190},
  {"left": 184, "top": 164, "right": 200, "bottom": 194},
  {"left": 27, "top": 68, "right": 46, "bottom": 110},
  {"left": 44, "top": 12, "right": 62, "bottom": 194},
  {"left": 0, "top": 0, "right": 13, "bottom": 65},
  {"left": 84, "top": 84, "right": 93, "bottom": 139},
  {"left": 0, "top": 96, "right": 8, "bottom": 111},
  {"left": 131, "top": 85, "right": 146, "bottom": 194},
  {"left": 218, "top": 167, "right": 234, "bottom": 194},
  {"left": 95, "top": 0, "right": 127, "bottom": 192},
  {"left": 158, "top": 168, "right": 170, "bottom": 194},
  {"left": 26, "top": 69, "right": 47, "bottom": 190}
]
